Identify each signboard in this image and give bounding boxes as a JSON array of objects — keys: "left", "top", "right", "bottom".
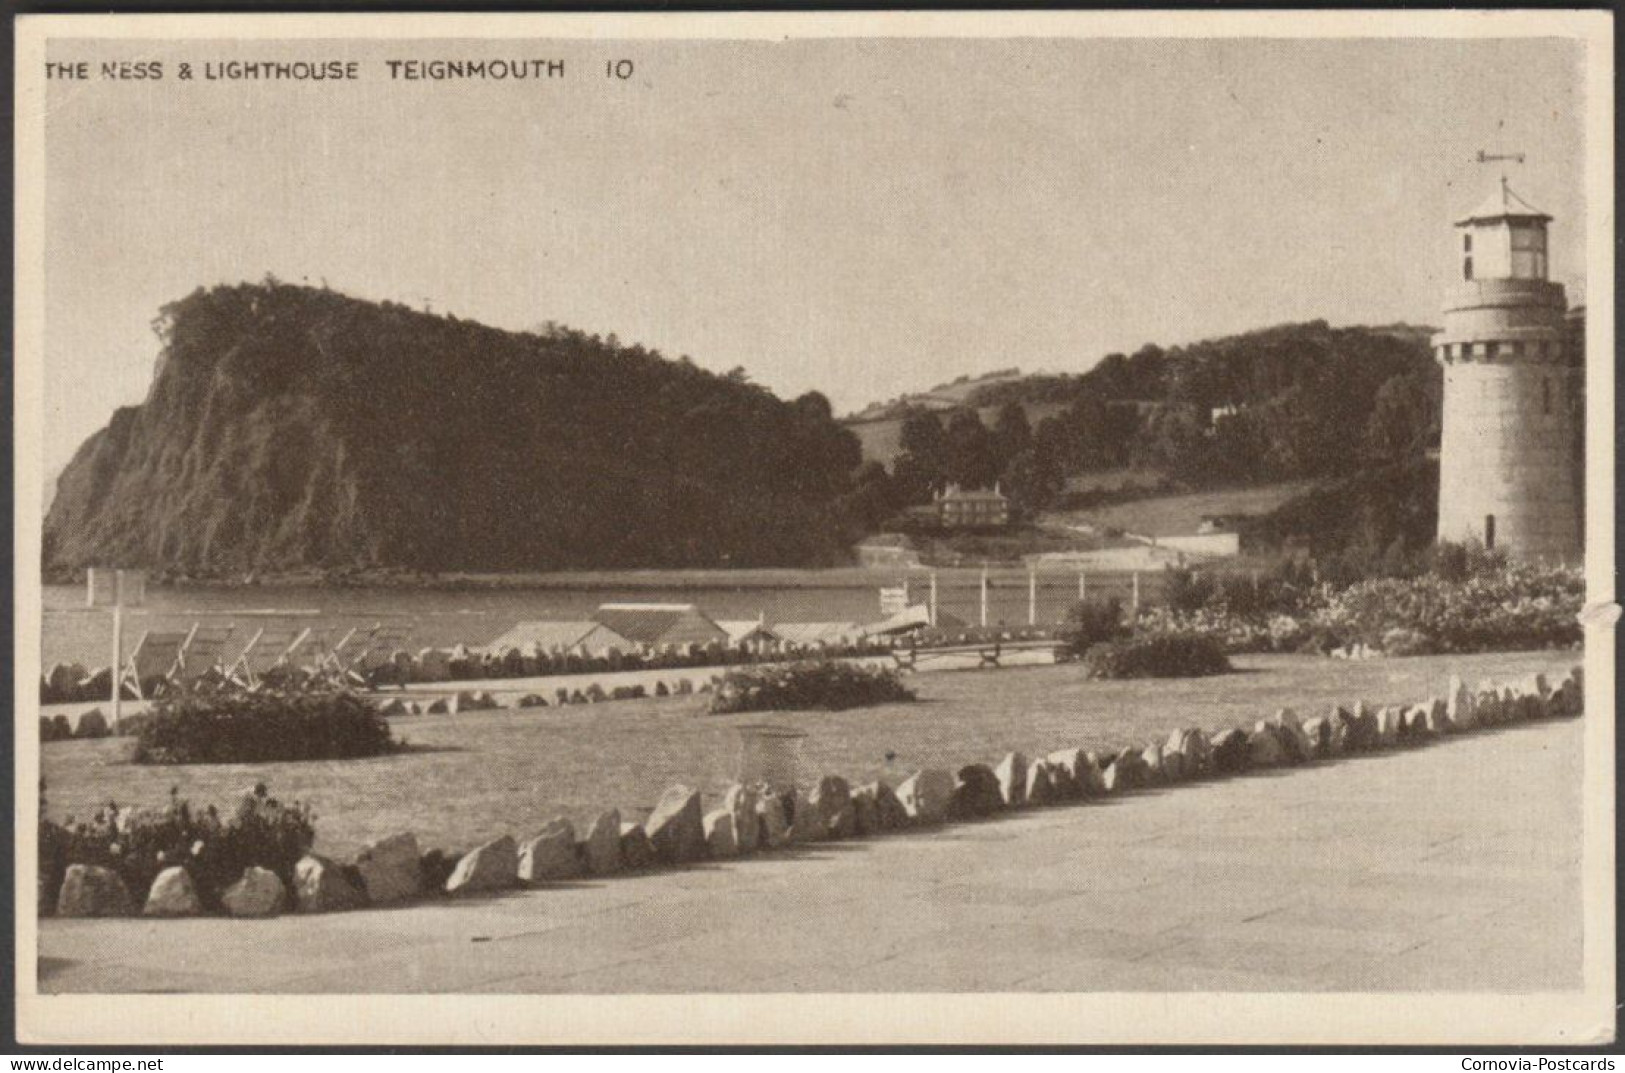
[
  {"left": 879, "top": 585, "right": 910, "bottom": 616},
  {"left": 86, "top": 568, "right": 147, "bottom": 608}
]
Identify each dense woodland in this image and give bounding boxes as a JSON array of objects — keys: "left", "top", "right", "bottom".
[
  {"left": 45, "top": 281, "right": 867, "bottom": 574},
  {"left": 46, "top": 284, "right": 1445, "bottom": 577}
]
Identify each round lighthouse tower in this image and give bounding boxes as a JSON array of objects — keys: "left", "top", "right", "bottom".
[{"left": 1432, "top": 179, "right": 1583, "bottom": 558}]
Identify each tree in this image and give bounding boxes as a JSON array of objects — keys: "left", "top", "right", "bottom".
[
  {"left": 1365, "top": 374, "right": 1428, "bottom": 461},
  {"left": 942, "top": 409, "right": 999, "bottom": 490},
  {"left": 891, "top": 409, "right": 947, "bottom": 502},
  {"left": 990, "top": 401, "right": 1032, "bottom": 471}
]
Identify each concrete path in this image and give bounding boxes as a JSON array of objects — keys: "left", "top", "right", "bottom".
[{"left": 38, "top": 718, "right": 1582, "bottom": 994}]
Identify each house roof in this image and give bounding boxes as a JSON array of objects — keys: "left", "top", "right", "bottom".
[
  {"left": 1456, "top": 180, "right": 1552, "bottom": 226},
  {"left": 717, "top": 620, "right": 779, "bottom": 644},
  {"left": 939, "top": 486, "right": 1007, "bottom": 503},
  {"left": 483, "top": 620, "right": 632, "bottom": 654},
  {"left": 864, "top": 604, "right": 933, "bottom": 636},
  {"left": 593, "top": 604, "right": 727, "bottom": 647}
]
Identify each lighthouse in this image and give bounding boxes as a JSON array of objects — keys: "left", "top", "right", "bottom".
[{"left": 1432, "top": 178, "right": 1584, "bottom": 558}]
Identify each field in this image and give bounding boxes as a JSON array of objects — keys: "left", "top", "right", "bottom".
[
  {"left": 1048, "top": 480, "right": 1319, "bottom": 538},
  {"left": 39, "top": 649, "right": 1573, "bottom": 861},
  {"left": 843, "top": 401, "right": 1069, "bottom": 467}
]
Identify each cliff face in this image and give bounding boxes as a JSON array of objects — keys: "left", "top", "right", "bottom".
[{"left": 45, "top": 282, "right": 863, "bottom": 574}]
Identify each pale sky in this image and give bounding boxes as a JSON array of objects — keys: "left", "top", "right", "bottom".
[{"left": 43, "top": 36, "right": 1586, "bottom": 474}]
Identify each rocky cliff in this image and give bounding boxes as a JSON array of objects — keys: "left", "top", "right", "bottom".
[{"left": 45, "top": 282, "right": 863, "bottom": 575}]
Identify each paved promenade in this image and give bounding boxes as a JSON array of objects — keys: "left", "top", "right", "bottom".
[{"left": 39, "top": 718, "right": 1582, "bottom": 994}]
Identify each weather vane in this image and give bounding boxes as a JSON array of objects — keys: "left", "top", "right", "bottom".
[{"left": 1476, "top": 120, "right": 1525, "bottom": 186}]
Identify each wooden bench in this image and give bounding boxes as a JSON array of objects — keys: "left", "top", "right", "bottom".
[{"left": 891, "top": 638, "right": 1066, "bottom": 671}]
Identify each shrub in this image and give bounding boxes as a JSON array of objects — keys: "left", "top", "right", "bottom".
[
  {"left": 1060, "top": 597, "right": 1128, "bottom": 657},
  {"left": 1082, "top": 633, "right": 1232, "bottom": 679},
  {"left": 132, "top": 690, "right": 396, "bottom": 765},
  {"left": 39, "top": 783, "right": 315, "bottom": 913},
  {"left": 709, "top": 660, "right": 916, "bottom": 713}
]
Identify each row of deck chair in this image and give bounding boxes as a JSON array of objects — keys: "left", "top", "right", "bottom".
[{"left": 117, "top": 621, "right": 414, "bottom": 699}]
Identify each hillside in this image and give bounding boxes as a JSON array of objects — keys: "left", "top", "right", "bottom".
[
  {"left": 848, "top": 321, "right": 1445, "bottom": 554},
  {"left": 45, "top": 281, "right": 866, "bottom": 576}
]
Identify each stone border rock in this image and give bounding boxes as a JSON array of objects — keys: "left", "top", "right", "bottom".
[{"left": 49, "top": 665, "right": 1583, "bottom": 919}]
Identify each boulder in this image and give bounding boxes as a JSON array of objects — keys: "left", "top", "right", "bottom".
[
  {"left": 809, "top": 776, "right": 854, "bottom": 837},
  {"left": 416, "top": 648, "right": 452, "bottom": 681},
  {"left": 517, "top": 693, "right": 548, "bottom": 708},
  {"left": 1337, "top": 702, "right": 1373, "bottom": 749},
  {"left": 519, "top": 818, "right": 582, "bottom": 882},
  {"left": 46, "top": 662, "right": 89, "bottom": 700},
  {"left": 295, "top": 854, "right": 368, "bottom": 911},
  {"left": 1398, "top": 704, "right": 1431, "bottom": 741},
  {"left": 1501, "top": 687, "right": 1521, "bottom": 722},
  {"left": 579, "top": 809, "right": 622, "bottom": 875},
  {"left": 618, "top": 823, "right": 656, "bottom": 870},
  {"left": 444, "top": 836, "right": 518, "bottom": 894},
  {"left": 1046, "top": 748, "right": 1100, "bottom": 797},
  {"left": 1105, "top": 748, "right": 1149, "bottom": 791},
  {"left": 1448, "top": 675, "right": 1477, "bottom": 730},
  {"left": 1160, "top": 744, "right": 1187, "bottom": 782},
  {"left": 896, "top": 769, "right": 955, "bottom": 824},
  {"left": 755, "top": 790, "right": 791, "bottom": 848},
  {"left": 424, "top": 697, "right": 449, "bottom": 715},
  {"left": 1178, "top": 729, "right": 1211, "bottom": 775},
  {"left": 1272, "top": 709, "right": 1313, "bottom": 763},
  {"left": 993, "top": 752, "right": 1029, "bottom": 808},
  {"left": 1139, "top": 744, "right": 1166, "bottom": 784},
  {"left": 1026, "top": 758, "right": 1059, "bottom": 804},
  {"left": 1118, "top": 747, "right": 1152, "bottom": 783},
  {"left": 949, "top": 764, "right": 1004, "bottom": 819},
  {"left": 646, "top": 785, "right": 707, "bottom": 864},
  {"left": 1247, "top": 725, "right": 1284, "bottom": 768},
  {"left": 74, "top": 709, "right": 110, "bottom": 739},
  {"left": 723, "top": 783, "right": 761, "bottom": 854},
  {"left": 81, "top": 666, "right": 112, "bottom": 701},
  {"left": 1426, "top": 697, "right": 1453, "bottom": 735},
  {"left": 378, "top": 697, "right": 408, "bottom": 716},
  {"left": 1301, "top": 717, "right": 1329, "bottom": 759},
  {"left": 859, "top": 781, "right": 910, "bottom": 831},
  {"left": 1210, "top": 728, "right": 1250, "bottom": 773},
  {"left": 57, "top": 864, "right": 134, "bottom": 917},
  {"left": 848, "top": 785, "right": 880, "bottom": 835},
  {"left": 1040, "top": 751, "right": 1080, "bottom": 799},
  {"left": 1371, "top": 706, "right": 1402, "bottom": 746},
  {"left": 1556, "top": 677, "right": 1583, "bottom": 717},
  {"left": 472, "top": 690, "right": 499, "bottom": 710},
  {"left": 354, "top": 832, "right": 423, "bottom": 904},
  {"left": 703, "top": 808, "right": 738, "bottom": 858},
  {"left": 785, "top": 788, "right": 825, "bottom": 844},
  {"left": 143, "top": 866, "right": 202, "bottom": 917},
  {"left": 222, "top": 866, "right": 285, "bottom": 917}
]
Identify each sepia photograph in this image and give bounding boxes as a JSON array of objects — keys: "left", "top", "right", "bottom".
[{"left": 12, "top": 9, "right": 1616, "bottom": 1048}]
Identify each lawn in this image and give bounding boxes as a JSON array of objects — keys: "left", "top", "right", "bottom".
[
  {"left": 39, "top": 649, "right": 1574, "bottom": 861},
  {"left": 1049, "top": 480, "right": 1319, "bottom": 537}
]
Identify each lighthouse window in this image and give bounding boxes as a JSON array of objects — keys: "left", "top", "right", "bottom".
[
  {"left": 1463, "top": 257, "right": 1473, "bottom": 280},
  {"left": 1463, "top": 234, "right": 1472, "bottom": 252},
  {"left": 1484, "top": 515, "right": 1496, "bottom": 550}
]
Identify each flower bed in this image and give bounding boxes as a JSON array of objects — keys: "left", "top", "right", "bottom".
[
  {"left": 132, "top": 690, "right": 397, "bottom": 765},
  {"left": 1128, "top": 561, "right": 1583, "bottom": 658},
  {"left": 708, "top": 660, "right": 916, "bottom": 713},
  {"left": 1082, "top": 632, "right": 1233, "bottom": 679},
  {"left": 40, "top": 782, "right": 315, "bottom": 915}
]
